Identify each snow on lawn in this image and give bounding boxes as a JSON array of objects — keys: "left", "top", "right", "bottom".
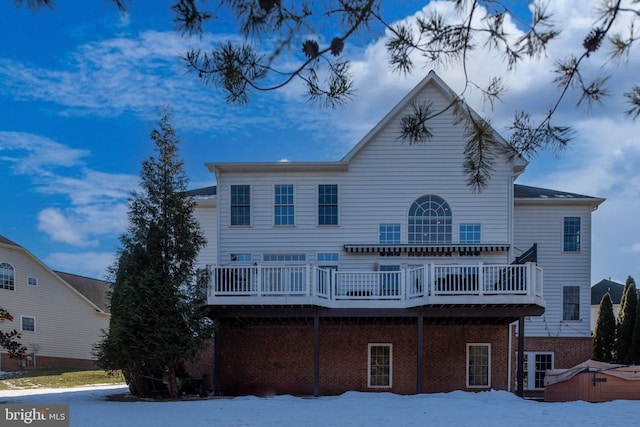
[{"left": 2, "top": 386, "right": 639, "bottom": 427}]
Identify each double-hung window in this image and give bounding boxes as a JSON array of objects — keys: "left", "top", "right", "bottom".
[
  {"left": 318, "top": 184, "right": 338, "bottom": 225},
  {"left": 274, "top": 184, "right": 294, "bottom": 226},
  {"left": 563, "top": 217, "right": 580, "bottom": 252},
  {"left": 230, "top": 185, "right": 251, "bottom": 226},
  {"left": 563, "top": 285, "right": 580, "bottom": 321}
]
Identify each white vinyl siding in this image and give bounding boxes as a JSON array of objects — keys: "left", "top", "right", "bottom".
[
  {"left": 0, "top": 245, "right": 109, "bottom": 361},
  {"left": 214, "top": 85, "right": 515, "bottom": 265},
  {"left": 193, "top": 199, "right": 217, "bottom": 267},
  {"left": 514, "top": 203, "right": 593, "bottom": 338}
]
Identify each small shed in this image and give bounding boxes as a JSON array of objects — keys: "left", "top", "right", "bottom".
[{"left": 544, "top": 360, "right": 640, "bottom": 402}]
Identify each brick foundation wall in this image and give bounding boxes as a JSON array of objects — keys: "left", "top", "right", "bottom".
[
  {"left": 524, "top": 336, "right": 593, "bottom": 369},
  {"left": 216, "top": 321, "right": 511, "bottom": 396},
  {"left": 0, "top": 354, "right": 98, "bottom": 371}
]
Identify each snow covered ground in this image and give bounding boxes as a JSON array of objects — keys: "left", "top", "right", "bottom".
[{"left": 1, "top": 385, "right": 638, "bottom": 427}]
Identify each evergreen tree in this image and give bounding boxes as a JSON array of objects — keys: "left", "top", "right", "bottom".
[
  {"left": 0, "top": 308, "right": 27, "bottom": 361},
  {"left": 616, "top": 276, "right": 637, "bottom": 364},
  {"left": 95, "top": 109, "right": 213, "bottom": 398},
  {"left": 592, "top": 293, "right": 616, "bottom": 363},
  {"left": 627, "top": 298, "right": 640, "bottom": 365}
]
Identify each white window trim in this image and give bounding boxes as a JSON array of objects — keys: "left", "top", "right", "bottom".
[
  {"left": 562, "top": 216, "right": 581, "bottom": 253},
  {"left": 273, "top": 184, "right": 296, "bottom": 227},
  {"left": 466, "top": 343, "right": 491, "bottom": 388},
  {"left": 317, "top": 184, "right": 340, "bottom": 226},
  {"left": 229, "top": 184, "right": 252, "bottom": 227},
  {"left": 523, "top": 352, "right": 554, "bottom": 390},
  {"left": 0, "top": 261, "right": 15, "bottom": 291},
  {"left": 20, "top": 315, "right": 36, "bottom": 332},
  {"left": 368, "top": 343, "right": 393, "bottom": 388},
  {"left": 562, "top": 285, "right": 581, "bottom": 322},
  {"left": 27, "top": 276, "right": 38, "bottom": 286}
]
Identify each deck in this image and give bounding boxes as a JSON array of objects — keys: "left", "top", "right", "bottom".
[{"left": 207, "top": 262, "right": 544, "bottom": 309}]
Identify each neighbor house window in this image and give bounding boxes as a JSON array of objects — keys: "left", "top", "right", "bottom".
[
  {"left": 27, "top": 276, "right": 38, "bottom": 286},
  {"left": 379, "top": 224, "right": 401, "bottom": 244},
  {"left": 408, "top": 195, "right": 452, "bottom": 244},
  {"left": 1, "top": 262, "right": 15, "bottom": 291},
  {"left": 523, "top": 352, "right": 554, "bottom": 390},
  {"left": 230, "top": 185, "right": 251, "bottom": 226},
  {"left": 21, "top": 316, "right": 35, "bottom": 332},
  {"left": 563, "top": 286, "right": 580, "bottom": 321},
  {"left": 318, "top": 184, "right": 338, "bottom": 225},
  {"left": 467, "top": 343, "right": 491, "bottom": 388},
  {"left": 368, "top": 344, "right": 392, "bottom": 388},
  {"left": 274, "top": 184, "right": 294, "bottom": 226},
  {"left": 459, "top": 223, "right": 481, "bottom": 244},
  {"left": 563, "top": 217, "right": 580, "bottom": 252}
]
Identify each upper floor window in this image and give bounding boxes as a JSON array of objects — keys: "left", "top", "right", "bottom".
[
  {"left": 230, "top": 185, "right": 251, "bottom": 226},
  {"left": 563, "top": 285, "right": 580, "bottom": 321},
  {"left": 1, "top": 262, "right": 15, "bottom": 291},
  {"left": 318, "top": 184, "right": 338, "bottom": 225},
  {"left": 27, "top": 276, "right": 38, "bottom": 286},
  {"left": 459, "top": 223, "right": 481, "bottom": 244},
  {"left": 408, "top": 195, "right": 452, "bottom": 244},
  {"left": 563, "top": 217, "right": 581, "bottom": 252},
  {"left": 274, "top": 184, "right": 295, "bottom": 226},
  {"left": 379, "top": 224, "right": 401, "bottom": 244}
]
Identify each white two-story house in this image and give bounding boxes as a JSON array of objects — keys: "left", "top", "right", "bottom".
[{"left": 190, "top": 71, "right": 603, "bottom": 397}]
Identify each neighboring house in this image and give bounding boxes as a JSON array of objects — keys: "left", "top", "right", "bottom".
[
  {"left": 189, "top": 71, "right": 604, "bottom": 397},
  {"left": 0, "top": 235, "right": 110, "bottom": 370},
  {"left": 590, "top": 279, "right": 624, "bottom": 332}
]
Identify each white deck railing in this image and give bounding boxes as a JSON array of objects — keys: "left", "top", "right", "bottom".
[{"left": 209, "top": 263, "right": 543, "bottom": 307}]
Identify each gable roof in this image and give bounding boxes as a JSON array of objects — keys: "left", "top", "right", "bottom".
[
  {"left": 591, "top": 279, "right": 625, "bottom": 305},
  {"left": 0, "top": 235, "right": 22, "bottom": 248},
  {"left": 205, "top": 71, "right": 527, "bottom": 175},
  {"left": 340, "top": 70, "right": 528, "bottom": 173},
  {"left": 53, "top": 271, "right": 111, "bottom": 313},
  {"left": 0, "top": 234, "right": 111, "bottom": 314}
]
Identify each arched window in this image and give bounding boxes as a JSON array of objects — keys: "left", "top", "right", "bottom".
[
  {"left": 1, "top": 262, "right": 15, "bottom": 291},
  {"left": 408, "top": 195, "right": 452, "bottom": 244}
]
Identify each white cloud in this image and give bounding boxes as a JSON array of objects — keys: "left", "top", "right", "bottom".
[{"left": 0, "top": 131, "right": 134, "bottom": 248}]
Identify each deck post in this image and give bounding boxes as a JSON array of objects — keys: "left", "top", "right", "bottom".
[
  {"left": 213, "top": 322, "right": 221, "bottom": 396},
  {"left": 314, "top": 313, "right": 320, "bottom": 397},
  {"left": 417, "top": 315, "right": 423, "bottom": 394},
  {"left": 517, "top": 315, "right": 525, "bottom": 397}
]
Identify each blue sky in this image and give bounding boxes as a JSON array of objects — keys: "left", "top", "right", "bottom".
[{"left": 1, "top": 1, "right": 638, "bottom": 284}]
